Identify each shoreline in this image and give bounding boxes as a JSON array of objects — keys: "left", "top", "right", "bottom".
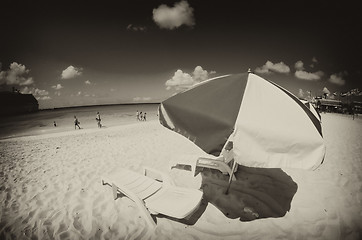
[
  {"left": 0, "top": 103, "right": 159, "bottom": 140},
  {"left": 1, "top": 112, "right": 358, "bottom": 141},
  {"left": 0, "top": 119, "right": 156, "bottom": 142}
]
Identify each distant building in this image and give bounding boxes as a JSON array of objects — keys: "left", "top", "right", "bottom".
[
  {"left": 352, "top": 101, "right": 362, "bottom": 114},
  {"left": 317, "top": 99, "right": 343, "bottom": 113},
  {"left": 316, "top": 98, "right": 362, "bottom": 115},
  {"left": 0, "top": 91, "right": 39, "bottom": 116}
]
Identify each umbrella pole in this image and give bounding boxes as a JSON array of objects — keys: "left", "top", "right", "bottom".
[{"left": 225, "top": 160, "right": 238, "bottom": 195}]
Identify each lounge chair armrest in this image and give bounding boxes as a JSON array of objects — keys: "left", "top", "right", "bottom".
[{"left": 143, "top": 167, "right": 175, "bottom": 186}]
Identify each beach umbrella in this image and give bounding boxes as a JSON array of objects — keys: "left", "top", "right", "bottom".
[
  {"left": 300, "top": 99, "right": 321, "bottom": 122},
  {"left": 159, "top": 72, "right": 325, "bottom": 172}
]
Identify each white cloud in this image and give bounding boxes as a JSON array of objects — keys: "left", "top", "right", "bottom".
[
  {"left": 61, "top": 66, "right": 82, "bottom": 79},
  {"left": 323, "top": 87, "right": 330, "bottom": 95},
  {"left": 298, "top": 89, "right": 305, "bottom": 98},
  {"left": 295, "top": 70, "right": 324, "bottom": 81},
  {"left": 329, "top": 73, "right": 346, "bottom": 86},
  {"left": 85, "top": 80, "right": 91, "bottom": 85},
  {"left": 254, "top": 66, "right": 270, "bottom": 74},
  {"left": 133, "top": 97, "right": 152, "bottom": 102},
  {"left": 0, "top": 62, "right": 34, "bottom": 86},
  {"left": 310, "top": 57, "right": 318, "bottom": 68},
  {"left": 165, "top": 66, "right": 214, "bottom": 90},
  {"left": 192, "top": 66, "right": 208, "bottom": 82},
  {"left": 20, "top": 78, "right": 34, "bottom": 86},
  {"left": 0, "top": 70, "right": 5, "bottom": 82},
  {"left": 255, "top": 61, "right": 290, "bottom": 74},
  {"left": 52, "top": 83, "right": 63, "bottom": 90},
  {"left": 153, "top": 0, "right": 195, "bottom": 29},
  {"left": 37, "top": 96, "right": 51, "bottom": 100},
  {"left": 294, "top": 60, "right": 304, "bottom": 70},
  {"left": 20, "top": 86, "right": 32, "bottom": 94},
  {"left": 127, "top": 24, "right": 147, "bottom": 32},
  {"left": 165, "top": 69, "right": 193, "bottom": 90},
  {"left": 34, "top": 88, "right": 49, "bottom": 96},
  {"left": 21, "top": 87, "right": 49, "bottom": 97}
]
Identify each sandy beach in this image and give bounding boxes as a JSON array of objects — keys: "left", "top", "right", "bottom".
[{"left": 0, "top": 113, "right": 361, "bottom": 240}]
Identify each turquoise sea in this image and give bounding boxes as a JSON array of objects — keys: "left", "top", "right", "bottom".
[{"left": 0, "top": 103, "right": 159, "bottom": 139}]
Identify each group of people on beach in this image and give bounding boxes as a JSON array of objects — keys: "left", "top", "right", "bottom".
[
  {"left": 54, "top": 109, "right": 150, "bottom": 130},
  {"left": 136, "top": 110, "right": 147, "bottom": 121},
  {"left": 71, "top": 112, "right": 102, "bottom": 130},
  {"left": 74, "top": 112, "right": 102, "bottom": 129}
]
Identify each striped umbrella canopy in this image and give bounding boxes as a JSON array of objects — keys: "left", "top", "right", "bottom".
[
  {"left": 300, "top": 99, "right": 321, "bottom": 122},
  {"left": 159, "top": 72, "right": 325, "bottom": 170}
]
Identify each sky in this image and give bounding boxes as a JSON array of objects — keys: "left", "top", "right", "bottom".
[{"left": 0, "top": 0, "right": 361, "bottom": 109}]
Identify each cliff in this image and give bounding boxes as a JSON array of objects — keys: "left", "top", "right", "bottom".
[{"left": 0, "top": 91, "right": 39, "bottom": 116}]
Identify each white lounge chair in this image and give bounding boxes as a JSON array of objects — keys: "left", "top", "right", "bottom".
[
  {"left": 170, "top": 141, "right": 237, "bottom": 181},
  {"left": 101, "top": 167, "right": 203, "bottom": 228}
]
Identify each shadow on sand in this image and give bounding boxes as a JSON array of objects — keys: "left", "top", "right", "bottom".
[
  {"left": 199, "top": 166, "right": 298, "bottom": 221},
  {"left": 159, "top": 165, "right": 297, "bottom": 225},
  {"left": 155, "top": 198, "right": 209, "bottom": 226}
]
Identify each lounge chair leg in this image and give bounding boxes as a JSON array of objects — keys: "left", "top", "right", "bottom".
[
  {"left": 225, "top": 162, "right": 238, "bottom": 194},
  {"left": 134, "top": 200, "right": 157, "bottom": 229},
  {"left": 110, "top": 181, "right": 156, "bottom": 229},
  {"left": 112, "top": 183, "right": 118, "bottom": 200}
]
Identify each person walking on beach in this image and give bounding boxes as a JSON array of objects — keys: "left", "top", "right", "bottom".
[
  {"left": 136, "top": 110, "right": 140, "bottom": 121},
  {"left": 96, "top": 112, "right": 102, "bottom": 128},
  {"left": 74, "top": 116, "right": 81, "bottom": 129},
  {"left": 143, "top": 112, "right": 147, "bottom": 121},
  {"left": 139, "top": 111, "right": 143, "bottom": 121}
]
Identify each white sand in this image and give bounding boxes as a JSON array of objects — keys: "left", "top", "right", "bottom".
[{"left": 0, "top": 113, "right": 361, "bottom": 239}]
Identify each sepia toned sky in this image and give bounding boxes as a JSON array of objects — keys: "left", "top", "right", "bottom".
[{"left": 0, "top": 0, "right": 361, "bottom": 109}]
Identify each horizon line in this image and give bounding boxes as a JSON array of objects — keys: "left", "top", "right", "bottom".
[{"left": 40, "top": 102, "right": 161, "bottom": 111}]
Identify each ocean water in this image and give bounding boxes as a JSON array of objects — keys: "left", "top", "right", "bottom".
[{"left": 0, "top": 104, "right": 159, "bottom": 139}]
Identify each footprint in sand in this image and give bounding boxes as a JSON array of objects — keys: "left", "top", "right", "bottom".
[
  {"left": 73, "top": 210, "right": 92, "bottom": 236},
  {"left": 92, "top": 194, "right": 105, "bottom": 208},
  {"left": 58, "top": 231, "right": 71, "bottom": 239},
  {"left": 38, "top": 209, "right": 50, "bottom": 219},
  {"left": 79, "top": 188, "right": 88, "bottom": 198},
  {"left": 22, "top": 209, "right": 38, "bottom": 224},
  {"left": 55, "top": 220, "right": 69, "bottom": 236}
]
